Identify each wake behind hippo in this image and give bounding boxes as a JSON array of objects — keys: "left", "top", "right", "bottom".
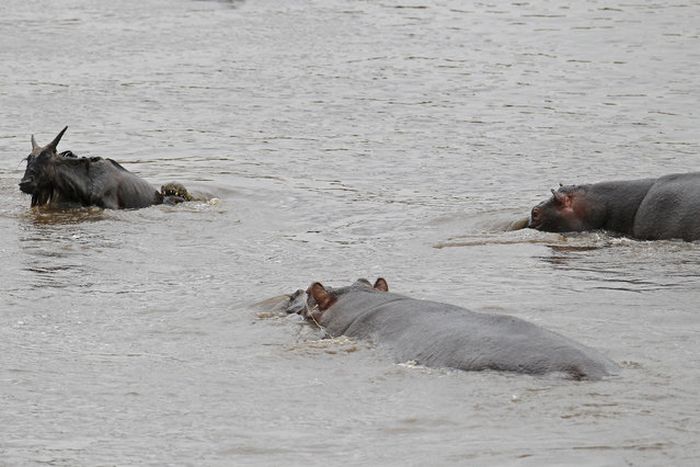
[
  {"left": 19, "top": 127, "right": 193, "bottom": 209},
  {"left": 286, "top": 278, "right": 618, "bottom": 380},
  {"left": 529, "top": 173, "right": 700, "bottom": 241}
]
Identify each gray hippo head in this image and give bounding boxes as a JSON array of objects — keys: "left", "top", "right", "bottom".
[
  {"left": 529, "top": 185, "right": 599, "bottom": 232},
  {"left": 284, "top": 278, "right": 389, "bottom": 322}
]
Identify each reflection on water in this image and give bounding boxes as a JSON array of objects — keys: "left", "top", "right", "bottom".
[
  {"left": 194, "top": 0, "right": 245, "bottom": 8},
  {"left": 534, "top": 235, "right": 700, "bottom": 293},
  {"left": 21, "top": 206, "right": 108, "bottom": 225},
  {"left": 547, "top": 245, "right": 604, "bottom": 253},
  {"left": 1, "top": 0, "right": 699, "bottom": 465},
  {"left": 16, "top": 216, "right": 108, "bottom": 291}
]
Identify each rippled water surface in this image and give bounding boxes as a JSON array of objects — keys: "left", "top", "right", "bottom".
[{"left": 1, "top": 0, "right": 700, "bottom": 465}]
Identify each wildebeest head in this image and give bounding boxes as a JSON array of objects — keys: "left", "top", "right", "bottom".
[{"left": 19, "top": 127, "right": 73, "bottom": 206}]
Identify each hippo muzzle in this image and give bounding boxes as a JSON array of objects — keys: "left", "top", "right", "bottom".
[
  {"left": 528, "top": 205, "right": 543, "bottom": 229},
  {"left": 284, "top": 289, "right": 308, "bottom": 315}
]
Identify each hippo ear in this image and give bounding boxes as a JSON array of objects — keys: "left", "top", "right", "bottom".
[
  {"left": 46, "top": 126, "right": 68, "bottom": 152},
  {"left": 373, "top": 278, "right": 389, "bottom": 292},
  {"left": 31, "top": 135, "right": 38, "bottom": 149},
  {"left": 307, "top": 282, "right": 336, "bottom": 311},
  {"left": 353, "top": 278, "right": 372, "bottom": 288},
  {"left": 551, "top": 189, "right": 572, "bottom": 208}
]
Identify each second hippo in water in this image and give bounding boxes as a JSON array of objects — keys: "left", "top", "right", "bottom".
[
  {"left": 529, "top": 173, "right": 700, "bottom": 241},
  {"left": 286, "top": 278, "right": 618, "bottom": 380}
]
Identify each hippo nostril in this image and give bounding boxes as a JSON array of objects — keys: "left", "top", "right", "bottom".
[{"left": 285, "top": 289, "right": 308, "bottom": 315}]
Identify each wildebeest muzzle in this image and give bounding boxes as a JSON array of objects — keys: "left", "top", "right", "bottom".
[{"left": 19, "top": 177, "right": 36, "bottom": 194}]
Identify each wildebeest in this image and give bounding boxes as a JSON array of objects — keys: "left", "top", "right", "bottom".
[
  {"left": 283, "top": 278, "right": 618, "bottom": 380},
  {"left": 529, "top": 174, "right": 700, "bottom": 241},
  {"left": 19, "top": 127, "right": 192, "bottom": 209}
]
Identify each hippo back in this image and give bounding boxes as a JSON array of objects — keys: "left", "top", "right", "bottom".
[
  {"left": 633, "top": 172, "right": 700, "bottom": 241},
  {"left": 320, "top": 289, "right": 618, "bottom": 379}
]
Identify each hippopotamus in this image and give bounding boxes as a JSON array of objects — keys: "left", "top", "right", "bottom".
[
  {"left": 284, "top": 278, "right": 618, "bottom": 380},
  {"left": 19, "top": 127, "right": 192, "bottom": 209},
  {"left": 529, "top": 173, "right": 700, "bottom": 241}
]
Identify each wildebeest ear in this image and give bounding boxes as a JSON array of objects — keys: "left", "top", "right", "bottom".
[
  {"left": 373, "top": 278, "right": 388, "bottom": 292},
  {"left": 31, "top": 135, "right": 38, "bottom": 149},
  {"left": 46, "top": 126, "right": 68, "bottom": 152},
  {"left": 307, "top": 282, "right": 336, "bottom": 311}
]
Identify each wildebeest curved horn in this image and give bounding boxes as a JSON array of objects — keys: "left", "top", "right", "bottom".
[
  {"left": 47, "top": 126, "right": 68, "bottom": 152},
  {"left": 31, "top": 134, "right": 38, "bottom": 149}
]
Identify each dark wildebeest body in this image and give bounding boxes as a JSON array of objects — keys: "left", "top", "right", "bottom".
[
  {"left": 289, "top": 280, "right": 618, "bottom": 380},
  {"left": 19, "top": 127, "right": 191, "bottom": 209},
  {"left": 529, "top": 173, "right": 700, "bottom": 241}
]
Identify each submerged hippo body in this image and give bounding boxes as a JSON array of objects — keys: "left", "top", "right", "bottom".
[
  {"left": 20, "top": 127, "right": 192, "bottom": 209},
  {"left": 529, "top": 173, "right": 700, "bottom": 241},
  {"left": 292, "top": 279, "right": 618, "bottom": 380}
]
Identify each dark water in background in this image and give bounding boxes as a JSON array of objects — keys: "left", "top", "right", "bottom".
[{"left": 1, "top": 0, "right": 699, "bottom": 465}]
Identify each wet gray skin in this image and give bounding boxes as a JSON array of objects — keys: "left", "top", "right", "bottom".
[
  {"left": 20, "top": 127, "right": 191, "bottom": 209},
  {"left": 284, "top": 289, "right": 308, "bottom": 315},
  {"left": 529, "top": 173, "right": 700, "bottom": 241},
  {"left": 288, "top": 279, "right": 619, "bottom": 380}
]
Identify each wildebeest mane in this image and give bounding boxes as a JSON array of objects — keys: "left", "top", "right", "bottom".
[
  {"left": 58, "top": 152, "right": 129, "bottom": 172},
  {"left": 106, "top": 158, "right": 129, "bottom": 172}
]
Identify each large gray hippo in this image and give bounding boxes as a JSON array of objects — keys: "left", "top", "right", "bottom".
[
  {"left": 529, "top": 173, "right": 700, "bottom": 241},
  {"left": 19, "top": 127, "right": 192, "bottom": 209},
  {"left": 285, "top": 279, "right": 618, "bottom": 380}
]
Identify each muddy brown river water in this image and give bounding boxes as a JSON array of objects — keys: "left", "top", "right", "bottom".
[{"left": 1, "top": 0, "right": 699, "bottom": 465}]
